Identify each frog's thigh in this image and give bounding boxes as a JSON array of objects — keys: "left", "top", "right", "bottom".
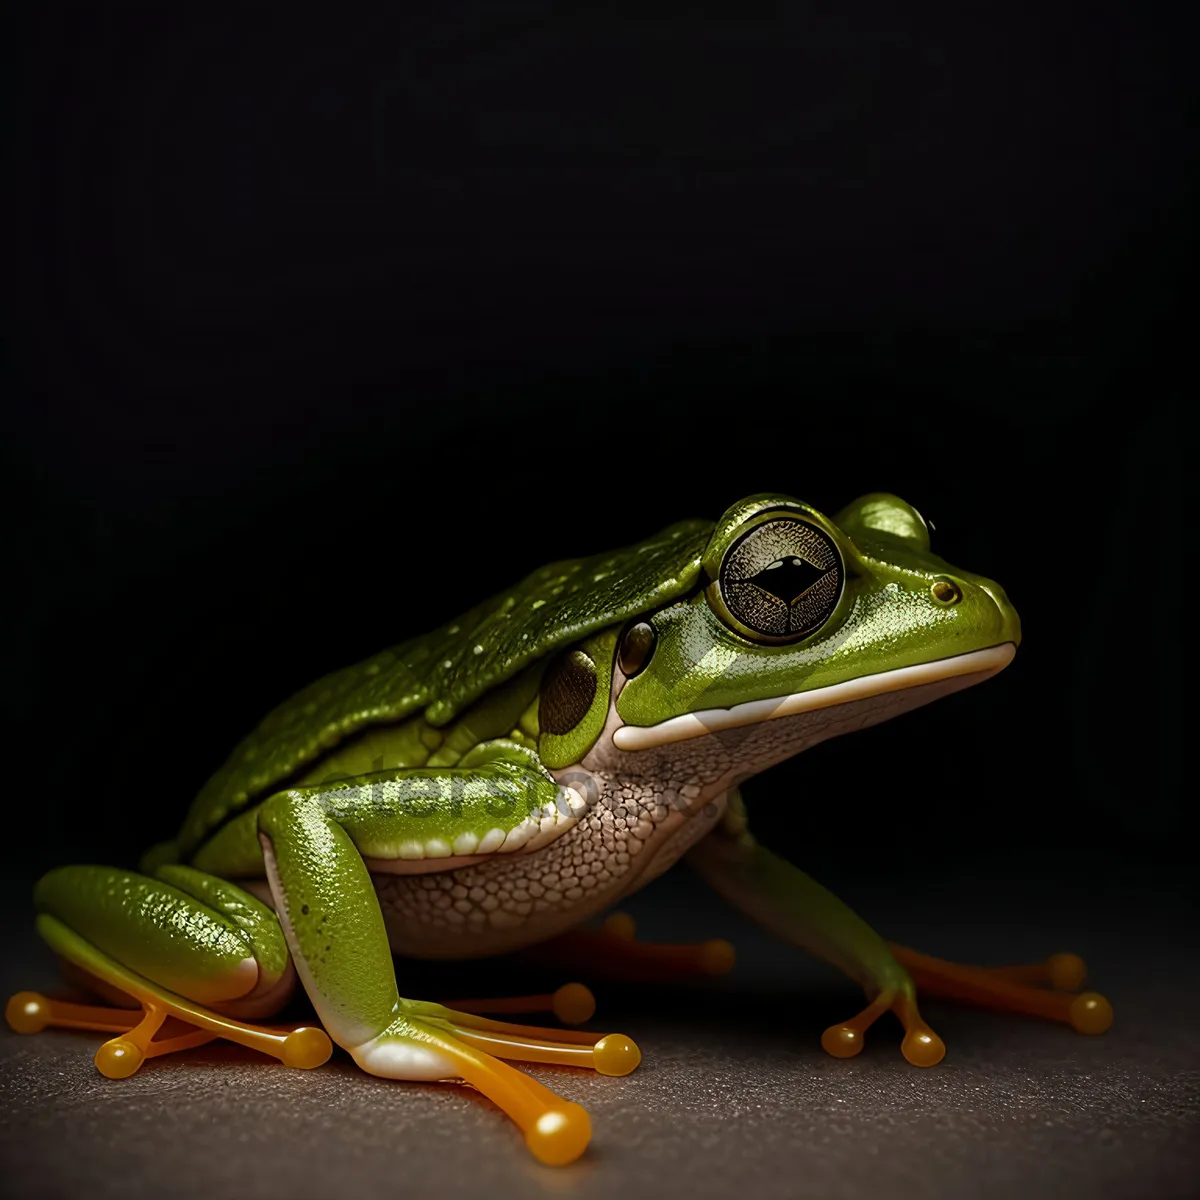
[{"left": 33, "top": 864, "right": 288, "bottom": 1009}]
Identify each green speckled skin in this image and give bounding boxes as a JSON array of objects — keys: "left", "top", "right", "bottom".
[
  {"left": 34, "top": 864, "right": 286, "bottom": 1004},
  {"left": 178, "top": 519, "right": 710, "bottom": 857},
  {"left": 23, "top": 492, "right": 1026, "bottom": 1156}
]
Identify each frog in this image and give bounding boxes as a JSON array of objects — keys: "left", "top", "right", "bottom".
[{"left": 6, "top": 492, "right": 1113, "bottom": 1166}]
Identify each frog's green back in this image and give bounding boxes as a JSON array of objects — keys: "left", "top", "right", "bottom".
[{"left": 177, "top": 518, "right": 713, "bottom": 856}]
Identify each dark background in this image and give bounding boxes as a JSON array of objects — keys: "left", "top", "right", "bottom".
[
  {"left": 5, "top": 3, "right": 1191, "bottom": 881},
  {"left": 4, "top": 8, "right": 1198, "bottom": 1199}
]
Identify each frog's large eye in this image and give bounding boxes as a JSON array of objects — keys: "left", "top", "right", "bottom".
[{"left": 707, "top": 513, "right": 845, "bottom": 644}]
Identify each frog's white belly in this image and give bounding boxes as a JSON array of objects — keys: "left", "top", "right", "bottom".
[{"left": 371, "top": 776, "right": 725, "bottom": 958}]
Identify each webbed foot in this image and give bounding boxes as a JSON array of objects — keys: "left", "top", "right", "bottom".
[
  {"left": 821, "top": 987, "right": 946, "bottom": 1066},
  {"left": 7, "top": 916, "right": 331, "bottom": 1077},
  {"left": 888, "top": 943, "right": 1114, "bottom": 1035},
  {"left": 349, "top": 1002, "right": 640, "bottom": 1166},
  {"left": 816, "top": 946, "right": 1112, "bottom": 1067}
]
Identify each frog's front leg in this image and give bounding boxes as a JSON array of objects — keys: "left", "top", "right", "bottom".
[
  {"left": 689, "top": 792, "right": 1112, "bottom": 1063},
  {"left": 688, "top": 811, "right": 945, "bottom": 1065},
  {"left": 256, "top": 742, "right": 638, "bottom": 1166}
]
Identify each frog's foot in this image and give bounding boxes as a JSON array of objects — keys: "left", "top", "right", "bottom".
[
  {"left": 8, "top": 915, "right": 332, "bottom": 1079},
  {"left": 351, "top": 1004, "right": 641, "bottom": 1166},
  {"left": 7, "top": 992, "right": 222, "bottom": 1069},
  {"left": 821, "top": 986, "right": 947, "bottom": 1067},
  {"left": 977, "top": 951, "right": 1088, "bottom": 990},
  {"left": 888, "top": 943, "right": 1114, "bottom": 1035},
  {"left": 523, "top": 912, "right": 736, "bottom": 982},
  {"left": 440, "top": 982, "right": 598, "bottom": 1025}
]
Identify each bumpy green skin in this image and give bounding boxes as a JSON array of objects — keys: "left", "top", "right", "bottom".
[
  {"left": 35, "top": 864, "right": 288, "bottom": 1004},
  {"left": 178, "top": 520, "right": 711, "bottom": 858},
  {"left": 31, "top": 492, "right": 1022, "bottom": 1093}
]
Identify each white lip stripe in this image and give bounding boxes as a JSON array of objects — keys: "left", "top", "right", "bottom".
[{"left": 611, "top": 643, "right": 1016, "bottom": 751}]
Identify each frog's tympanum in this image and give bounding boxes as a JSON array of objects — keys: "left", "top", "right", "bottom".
[{"left": 7, "top": 493, "right": 1112, "bottom": 1165}]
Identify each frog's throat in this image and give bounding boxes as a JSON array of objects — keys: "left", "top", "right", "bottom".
[{"left": 610, "top": 643, "right": 1016, "bottom": 752}]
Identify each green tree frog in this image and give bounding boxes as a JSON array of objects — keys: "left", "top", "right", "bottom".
[{"left": 7, "top": 492, "right": 1112, "bottom": 1165}]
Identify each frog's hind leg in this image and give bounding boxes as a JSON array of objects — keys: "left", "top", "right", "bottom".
[
  {"left": 7, "top": 865, "right": 331, "bottom": 1078},
  {"left": 887, "top": 944, "right": 1114, "bottom": 1035},
  {"left": 258, "top": 775, "right": 642, "bottom": 1166}
]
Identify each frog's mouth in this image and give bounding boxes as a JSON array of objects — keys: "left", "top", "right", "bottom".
[{"left": 610, "top": 643, "right": 1016, "bottom": 751}]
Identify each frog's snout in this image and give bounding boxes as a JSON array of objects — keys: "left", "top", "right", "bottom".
[{"left": 977, "top": 577, "right": 1022, "bottom": 649}]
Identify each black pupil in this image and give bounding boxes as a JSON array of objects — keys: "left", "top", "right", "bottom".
[
  {"left": 746, "top": 556, "right": 830, "bottom": 606},
  {"left": 717, "top": 516, "right": 844, "bottom": 641}
]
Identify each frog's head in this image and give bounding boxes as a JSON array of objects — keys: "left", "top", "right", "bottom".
[{"left": 605, "top": 492, "right": 1019, "bottom": 764}]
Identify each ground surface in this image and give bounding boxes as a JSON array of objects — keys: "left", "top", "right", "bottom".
[{"left": 2, "top": 856, "right": 1196, "bottom": 1200}]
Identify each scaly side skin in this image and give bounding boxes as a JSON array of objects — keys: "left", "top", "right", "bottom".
[{"left": 9, "top": 492, "right": 1112, "bottom": 1166}]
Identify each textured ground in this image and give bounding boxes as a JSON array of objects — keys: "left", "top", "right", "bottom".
[{"left": 2, "top": 856, "right": 1196, "bottom": 1200}]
